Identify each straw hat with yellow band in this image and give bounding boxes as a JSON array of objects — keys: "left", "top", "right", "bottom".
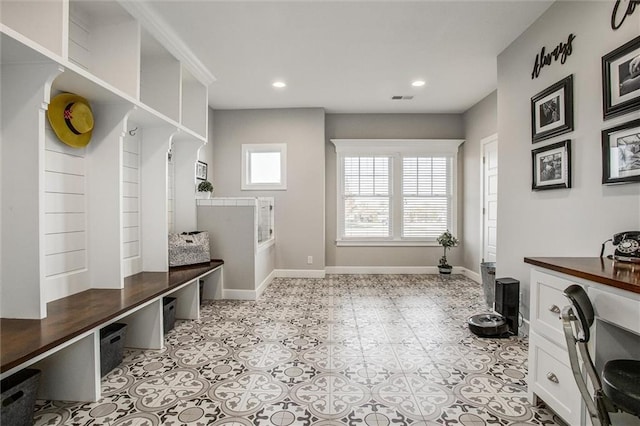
[{"left": 47, "top": 93, "right": 94, "bottom": 148}]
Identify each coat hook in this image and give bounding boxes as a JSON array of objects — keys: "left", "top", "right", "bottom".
[{"left": 129, "top": 127, "right": 138, "bottom": 136}]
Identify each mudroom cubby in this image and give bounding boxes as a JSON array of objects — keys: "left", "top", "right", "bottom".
[
  {"left": 0, "top": 0, "right": 66, "bottom": 58},
  {"left": 181, "top": 66, "right": 208, "bottom": 137},
  {"left": 68, "top": 0, "right": 140, "bottom": 99},
  {"left": 1, "top": 0, "right": 212, "bottom": 321},
  {"left": 140, "top": 29, "right": 181, "bottom": 123}
]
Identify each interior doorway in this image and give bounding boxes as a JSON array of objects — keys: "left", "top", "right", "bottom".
[{"left": 481, "top": 134, "right": 498, "bottom": 263}]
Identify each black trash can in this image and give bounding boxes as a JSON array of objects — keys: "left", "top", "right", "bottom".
[
  {"left": 1, "top": 368, "right": 40, "bottom": 426},
  {"left": 163, "top": 297, "right": 177, "bottom": 334},
  {"left": 100, "top": 323, "right": 127, "bottom": 377}
]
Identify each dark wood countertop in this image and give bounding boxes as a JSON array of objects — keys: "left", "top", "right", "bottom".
[
  {"left": 1, "top": 260, "right": 223, "bottom": 374},
  {"left": 524, "top": 257, "right": 640, "bottom": 295}
]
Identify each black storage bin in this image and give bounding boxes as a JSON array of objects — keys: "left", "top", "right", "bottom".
[
  {"left": 100, "top": 323, "right": 127, "bottom": 377},
  {"left": 1, "top": 368, "right": 40, "bottom": 426},
  {"left": 199, "top": 280, "right": 204, "bottom": 304},
  {"left": 163, "top": 297, "right": 177, "bottom": 334}
]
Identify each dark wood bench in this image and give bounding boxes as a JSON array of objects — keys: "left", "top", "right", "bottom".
[{"left": 0, "top": 260, "right": 223, "bottom": 401}]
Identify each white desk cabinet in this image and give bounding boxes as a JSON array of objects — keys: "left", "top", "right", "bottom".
[{"left": 525, "top": 257, "right": 640, "bottom": 426}]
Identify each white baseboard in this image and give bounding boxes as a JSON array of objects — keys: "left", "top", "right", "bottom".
[
  {"left": 223, "top": 270, "right": 276, "bottom": 301},
  {"left": 463, "top": 268, "right": 482, "bottom": 284},
  {"left": 274, "top": 269, "right": 326, "bottom": 278},
  {"left": 325, "top": 266, "right": 467, "bottom": 275},
  {"left": 256, "top": 270, "right": 276, "bottom": 298},
  {"left": 222, "top": 289, "right": 257, "bottom": 300},
  {"left": 223, "top": 266, "right": 482, "bottom": 300}
]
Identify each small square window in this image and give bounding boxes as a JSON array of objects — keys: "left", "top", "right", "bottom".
[{"left": 242, "top": 144, "right": 287, "bottom": 190}]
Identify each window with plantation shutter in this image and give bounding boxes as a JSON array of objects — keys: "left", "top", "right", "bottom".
[
  {"left": 332, "top": 139, "right": 463, "bottom": 246},
  {"left": 343, "top": 156, "right": 391, "bottom": 238},
  {"left": 402, "top": 156, "right": 452, "bottom": 239}
]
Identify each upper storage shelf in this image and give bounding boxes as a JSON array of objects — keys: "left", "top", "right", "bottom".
[{"left": 0, "top": 0, "right": 213, "bottom": 141}]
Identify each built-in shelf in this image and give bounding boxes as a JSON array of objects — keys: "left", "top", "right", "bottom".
[{"left": 1, "top": 0, "right": 212, "bottom": 320}]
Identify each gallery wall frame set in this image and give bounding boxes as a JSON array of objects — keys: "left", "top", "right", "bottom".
[
  {"left": 531, "top": 75, "right": 574, "bottom": 143},
  {"left": 602, "top": 35, "right": 640, "bottom": 120},
  {"left": 531, "top": 140, "right": 572, "bottom": 191},
  {"left": 602, "top": 118, "right": 640, "bottom": 185},
  {"left": 195, "top": 161, "right": 208, "bottom": 181}
]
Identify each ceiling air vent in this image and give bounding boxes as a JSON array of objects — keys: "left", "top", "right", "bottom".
[{"left": 391, "top": 95, "right": 414, "bottom": 100}]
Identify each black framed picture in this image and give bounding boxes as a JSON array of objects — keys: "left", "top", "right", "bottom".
[
  {"left": 531, "top": 75, "right": 574, "bottom": 143},
  {"left": 532, "top": 140, "right": 571, "bottom": 190},
  {"left": 196, "top": 161, "right": 208, "bottom": 180},
  {"left": 602, "top": 118, "right": 640, "bottom": 185},
  {"left": 602, "top": 35, "right": 640, "bottom": 120}
]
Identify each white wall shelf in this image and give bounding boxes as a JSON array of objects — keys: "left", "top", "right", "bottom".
[{"left": 1, "top": 0, "right": 212, "bottom": 319}]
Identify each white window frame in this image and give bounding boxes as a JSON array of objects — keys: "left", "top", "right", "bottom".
[
  {"left": 331, "top": 139, "right": 464, "bottom": 246},
  {"left": 241, "top": 143, "right": 287, "bottom": 190}
]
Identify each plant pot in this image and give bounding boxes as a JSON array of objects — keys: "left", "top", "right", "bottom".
[
  {"left": 197, "top": 191, "right": 211, "bottom": 199},
  {"left": 438, "top": 266, "right": 452, "bottom": 274}
]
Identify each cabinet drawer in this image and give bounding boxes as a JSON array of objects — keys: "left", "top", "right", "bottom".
[
  {"left": 529, "top": 332, "right": 582, "bottom": 426},
  {"left": 589, "top": 287, "right": 640, "bottom": 335},
  {"left": 531, "top": 270, "right": 576, "bottom": 347}
]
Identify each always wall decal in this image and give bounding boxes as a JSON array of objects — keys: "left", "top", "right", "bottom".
[
  {"left": 611, "top": 0, "right": 639, "bottom": 31},
  {"left": 531, "top": 34, "right": 576, "bottom": 79}
]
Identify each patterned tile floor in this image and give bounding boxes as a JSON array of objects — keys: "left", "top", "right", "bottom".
[{"left": 34, "top": 274, "right": 565, "bottom": 425}]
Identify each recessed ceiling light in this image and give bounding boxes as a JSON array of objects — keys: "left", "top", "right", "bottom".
[
  {"left": 272, "top": 81, "right": 286, "bottom": 88},
  {"left": 411, "top": 80, "right": 426, "bottom": 87}
]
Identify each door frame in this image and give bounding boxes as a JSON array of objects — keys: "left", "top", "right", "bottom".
[{"left": 480, "top": 133, "right": 498, "bottom": 263}]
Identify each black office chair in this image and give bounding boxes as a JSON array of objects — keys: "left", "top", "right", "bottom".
[{"left": 561, "top": 285, "right": 640, "bottom": 426}]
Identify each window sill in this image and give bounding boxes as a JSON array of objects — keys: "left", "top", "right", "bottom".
[{"left": 335, "top": 240, "right": 440, "bottom": 247}]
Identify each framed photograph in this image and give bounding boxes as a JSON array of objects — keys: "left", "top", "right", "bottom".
[
  {"left": 602, "top": 118, "right": 640, "bottom": 185},
  {"left": 532, "top": 140, "right": 572, "bottom": 190},
  {"left": 531, "top": 75, "right": 574, "bottom": 143},
  {"left": 195, "top": 161, "right": 207, "bottom": 180},
  {"left": 602, "top": 35, "right": 640, "bottom": 120}
]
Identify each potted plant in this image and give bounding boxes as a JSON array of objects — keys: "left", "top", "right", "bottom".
[
  {"left": 436, "top": 230, "right": 459, "bottom": 274},
  {"left": 197, "top": 180, "right": 214, "bottom": 199}
]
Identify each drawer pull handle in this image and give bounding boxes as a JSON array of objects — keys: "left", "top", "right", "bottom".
[
  {"left": 546, "top": 372, "right": 559, "bottom": 383},
  {"left": 548, "top": 305, "right": 561, "bottom": 314}
]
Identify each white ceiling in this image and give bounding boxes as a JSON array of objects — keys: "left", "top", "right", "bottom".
[{"left": 148, "top": 1, "right": 553, "bottom": 113}]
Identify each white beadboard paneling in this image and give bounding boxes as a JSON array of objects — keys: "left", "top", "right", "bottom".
[
  {"left": 45, "top": 213, "right": 86, "bottom": 234},
  {"left": 123, "top": 182, "right": 139, "bottom": 198},
  {"left": 45, "top": 250, "right": 86, "bottom": 277},
  {"left": 45, "top": 150, "right": 85, "bottom": 175},
  {"left": 45, "top": 126, "right": 86, "bottom": 156},
  {"left": 44, "top": 232, "right": 86, "bottom": 255},
  {"left": 44, "top": 193, "right": 85, "bottom": 213},
  {"left": 122, "top": 197, "right": 138, "bottom": 213},
  {"left": 123, "top": 137, "right": 139, "bottom": 154},
  {"left": 123, "top": 226, "right": 139, "bottom": 243},
  {"left": 122, "top": 131, "right": 141, "bottom": 275},
  {"left": 44, "top": 172, "right": 85, "bottom": 194},
  {"left": 123, "top": 212, "right": 139, "bottom": 228},
  {"left": 122, "top": 166, "right": 139, "bottom": 183},
  {"left": 123, "top": 151, "right": 138, "bottom": 168},
  {"left": 122, "top": 241, "right": 139, "bottom": 259}
]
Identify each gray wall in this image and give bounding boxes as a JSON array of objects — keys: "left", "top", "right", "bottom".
[
  {"left": 462, "top": 91, "right": 498, "bottom": 274},
  {"left": 497, "top": 1, "right": 640, "bottom": 319},
  {"left": 209, "top": 108, "right": 326, "bottom": 271},
  {"left": 325, "top": 113, "right": 465, "bottom": 267}
]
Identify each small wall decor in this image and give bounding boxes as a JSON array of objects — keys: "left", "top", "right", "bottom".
[
  {"left": 601, "top": 118, "right": 640, "bottom": 185},
  {"left": 532, "top": 140, "right": 571, "bottom": 191},
  {"left": 531, "top": 33, "right": 576, "bottom": 79},
  {"left": 531, "top": 75, "right": 574, "bottom": 143},
  {"left": 195, "top": 161, "right": 208, "bottom": 180},
  {"left": 611, "top": 0, "right": 639, "bottom": 31},
  {"left": 602, "top": 35, "right": 640, "bottom": 119}
]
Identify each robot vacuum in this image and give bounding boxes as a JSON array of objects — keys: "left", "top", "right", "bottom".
[
  {"left": 468, "top": 269, "right": 520, "bottom": 338},
  {"left": 468, "top": 313, "right": 510, "bottom": 337}
]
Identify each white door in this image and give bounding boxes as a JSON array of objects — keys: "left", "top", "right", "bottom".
[{"left": 482, "top": 135, "right": 498, "bottom": 263}]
